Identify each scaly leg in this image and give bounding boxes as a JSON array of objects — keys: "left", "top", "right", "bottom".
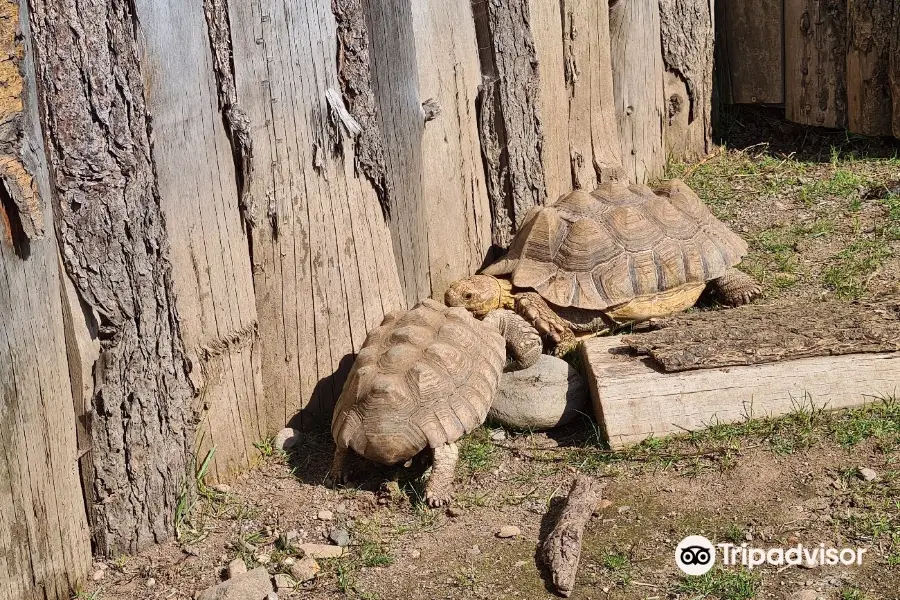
[
  {"left": 424, "top": 442, "right": 459, "bottom": 507},
  {"left": 515, "top": 292, "right": 577, "bottom": 357},
  {"left": 711, "top": 267, "right": 762, "bottom": 306},
  {"left": 328, "top": 445, "right": 352, "bottom": 487}
]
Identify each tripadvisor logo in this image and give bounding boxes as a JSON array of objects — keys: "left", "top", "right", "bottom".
[{"left": 676, "top": 536, "right": 868, "bottom": 575}]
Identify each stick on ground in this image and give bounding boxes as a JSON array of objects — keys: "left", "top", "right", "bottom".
[{"left": 541, "top": 474, "right": 606, "bottom": 597}]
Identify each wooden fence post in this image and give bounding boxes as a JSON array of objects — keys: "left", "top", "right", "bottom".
[
  {"left": 715, "top": 0, "right": 785, "bottom": 105},
  {"left": 0, "top": 0, "right": 92, "bottom": 594},
  {"left": 846, "top": 0, "right": 895, "bottom": 136}
]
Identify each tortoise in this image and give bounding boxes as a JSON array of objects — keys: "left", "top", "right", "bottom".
[
  {"left": 445, "top": 180, "right": 761, "bottom": 354},
  {"left": 330, "top": 299, "right": 541, "bottom": 506}
]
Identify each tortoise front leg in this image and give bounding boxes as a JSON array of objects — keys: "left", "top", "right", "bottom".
[
  {"left": 328, "top": 445, "right": 352, "bottom": 487},
  {"left": 711, "top": 267, "right": 762, "bottom": 306},
  {"left": 425, "top": 442, "right": 459, "bottom": 507},
  {"left": 515, "top": 292, "right": 577, "bottom": 357}
]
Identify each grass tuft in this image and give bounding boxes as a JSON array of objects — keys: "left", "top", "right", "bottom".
[{"left": 674, "top": 567, "right": 760, "bottom": 600}]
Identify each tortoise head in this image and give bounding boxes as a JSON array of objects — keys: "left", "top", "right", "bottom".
[{"left": 444, "top": 274, "right": 511, "bottom": 317}]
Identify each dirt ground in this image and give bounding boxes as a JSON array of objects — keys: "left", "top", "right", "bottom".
[{"left": 79, "top": 109, "right": 900, "bottom": 600}]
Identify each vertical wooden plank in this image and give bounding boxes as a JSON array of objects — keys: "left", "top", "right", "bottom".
[
  {"left": 134, "top": 0, "right": 264, "bottom": 482},
  {"left": 892, "top": 5, "right": 900, "bottom": 137},
  {"left": 226, "top": 0, "right": 404, "bottom": 428},
  {"left": 563, "top": 0, "right": 623, "bottom": 189},
  {"left": 785, "top": 0, "right": 848, "bottom": 128},
  {"left": 529, "top": 0, "right": 571, "bottom": 204},
  {"left": 715, "top": 0, "right": 784, "bottom": 104},
  {"left": 846, "top": 0, "right": 895, "bottom": 136},
  {"left": 609, "top": 0, "right": 665, "bottom": 183},
  {"left": 411, "top": 0, "right": 492, "bottom": 297},
  {"left": 0, "top": 0, "right": 91, "bottom": 596},
  {"left": 660, "top": 0, "right": 715, "bottom": 162}
]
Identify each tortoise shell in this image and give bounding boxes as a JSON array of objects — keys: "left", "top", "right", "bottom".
[
  {"left": 331, "top": 299, "right": 506, "bottom": 465},
  {"left": 482, "top": 179, "right": 748, "bottom": 310}
]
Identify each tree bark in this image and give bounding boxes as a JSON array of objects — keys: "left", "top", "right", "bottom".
[
  {"left": 660, "top": 0, "right": 715, "bottom": 162},
  {"left": 27, "top": 0, "right": 197, "bottom": 555},
  {"left": 609, "top": 0, "right": 666, "bottom": 184},
  {"left": 846, "top": 0, "right": 895, "bottom": 136},
  {"left": 0, "top": 1, "right": 92, "bottom": 596},
  {"left": 785, "top": 0, "right": 848, "bottom": 128}
]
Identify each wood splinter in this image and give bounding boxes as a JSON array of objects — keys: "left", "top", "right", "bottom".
[{"left": 541, "top": 474, "right": 607, "bottom": 597}]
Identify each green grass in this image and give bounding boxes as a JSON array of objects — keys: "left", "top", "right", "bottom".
[
  {"left": 840, "top": 587, "right": 871, "bottom": 600},
  {"left": 74, "top": 590, "right": 103, "bottom": 600},
  {"left": 822, "top": 237, "right": 893, "bottom": 299},
  {"left": 601, "top": 551, "right": 632, "bottom": 586},
  {"left": 674, "top": 567, "right": 760, "bottom": 600},
  {"left": 458, "top": 429, "right": 499, "bottom": 474}
]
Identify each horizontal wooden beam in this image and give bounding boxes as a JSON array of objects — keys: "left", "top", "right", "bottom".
[{"left": 582, "top": 336, "right": 900, "bottom": 448}]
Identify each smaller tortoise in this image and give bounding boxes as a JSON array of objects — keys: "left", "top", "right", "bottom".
[
  {"left": 331, "top": 299, "right": 541, "bottom": 506},
  {"left": 446, "top": 180, "right": 761, "bottom": 354}
]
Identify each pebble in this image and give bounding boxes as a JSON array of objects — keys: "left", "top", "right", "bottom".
[
  {"left": 282, "top": 557, "right": 295, "bottom": 567},
  {"left": 858, "top": 467, "right": 878, "bottom": 482},
  {"left": 266, "top": 594, "right": 279, "bottom": 600},
  {"left": 297, "top": 543, "right": 345, "bottom": 559},
  {"left": 447, "top": 507, "right": 463, "bottom": 518},
  {"left": 227, "top": 558, "right": 247, "bottom": 579},
  {"left": 468, "top": 545, "right": 481, "bottom": 555},
  {"left": 489, "top": 429, "right": 507, "bottom": 442},
  {"left": 514, "top": 560, "right": 528, "bottom": 568},
  {"left": 789, "top": 591, "right": 821, "bottom": 600},
  {"left": 146, "top": 578, "right": 156, "bottom": 588},
  {"left": 91, "top": 569, "right": 105, "bottom": 582},
  {"left": 255, "top": 554, "right": 271, "bottom": 565},
  {"left": 317, "top": 510, "right": 334, "bottom": 521},
  {"left": 409, "top": 549, "right": 421, "bottom": 559},
  {"left": 744, "top": 532, "right": 753, "bottom": 542},
  {"left": 211, "top": 483, "right": 231, "bottom": 494},
  {"left": 497, "top": 525, "right": 521, "bottom": 538},
  {"left": 273, "top": 573, "right": 295, "bottom": 592},
  {"left": 279, "top": 530, "right": 300, "bottom": 549},
  {"left": 617, "top": 506, "right": 631, "bottom": 514},
  {"left": 329, "top": 528, "right": 350, "bottom": 547},
  {"left": 274, "top": 427, "right": 301, "bottom": 451},
  {"left": 197, "top": 567, "right": 273, "bottom": 600},
  {"left": 290, "top": 556, "right": 320, "bottom": 582}
]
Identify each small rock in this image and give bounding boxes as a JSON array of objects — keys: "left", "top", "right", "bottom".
[
  {"left": 274, "top": 427, "right": 300, "bottom": 451},
  {"left": 91, "top": 569, "right": 105, "bottom": 582},
  {"left": 789, "top": 591, "right": 822, "bottom": 600},
  {"left": 290, "top": 556, "right": 320, "bottom": 583},
  {"left": 744, "top": 532, "right": 753, "bottom": 542},
  {"left": 489, "top": 429, "right": 507, "bottom": 442},
  {"left": 281, "top": 557, "right": 295, "bottom": 567},
  {"left": 409, "top": 549, "right": 421, "bottom": 559},
  {"left": 468, "top": 545, "right": 481, "bottom": 555},
  {"left": 595, "top": 499, "right": 613, "bottom": 512},
  {"left": 146, "top": 578, "right": 156, "bottom": 588},
  {"left": 183, "top": 545, "right": 201, "bottom": 557},
  {"left": 317, "top": 510, "right": 334, "bottom": 521},
  {"left": 278, "top": 530, "right": 300, "bottom": 549},
  {"left": 93, "top": 562, "right": 108, "bottom": 571},
  {"left": 491, "top": 355, "right": 589, "bottom": 430},
  {"left": 602, "top": 587, "right": 610, "bottom": 593},
  {"left": 447, "top": 507, "right": 463, "bottom": 518},
  {"left": 858, "top": 467, "right": 878, "bottom": 482},
  {"left": 497, "top": 525, "right": 521, "bottom": 538},
  {"left": 273, "top": 573, "right": 295, "bottom": 592},
  {"left": 196, "top": 567, "right": 274, "bottom": 600},
  {"left": 335, "top": 502, "right": 347, "bottom": 513},
  {"left": 297, "top": 543, "right": 345, "bottom": 559},
  {"left": 211, "top": 483, "right": 231, "bottom": 494},
  {"left": 255, "top": 554, "right": 271, "bottom": 566},
  {"left": 514, "top": 560, "right": 527, "bottom": 568},
  {"left": 617, "top": 505, "right": 631, "bottom": 514},
  {"left": 266, "top": 594, "right": 279, "bottom": 600},
  {"left": 227, "top": 558, "right": 247, "bottom": 579},
  {"left": 329, "top": 529, "right": 350, "bottom": 547}
]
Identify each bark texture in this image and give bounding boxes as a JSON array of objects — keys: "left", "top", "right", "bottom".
[
  {"left": 541, "top": 475, "right": 606, "bottom": 597},
  {"left": 473, "top": 0, "right": 547, "bottom": 248},
  {"left": 28, "top": 0, "right": 197, "bottom": 555},
  {"left": 625, "top": 297, "right": 900, "bottom": 372},
  {"left": 0, "top": 1, "right": 91, "bottom": 597},
  {"left": 785, "top": 0, "right": 848, "bottom": 128},
  {"left": 659, "top": 0, "right": 714, "bottom": 162},
  {"left": 846, "top": 0, "right": 895, "bottom": 136},
  {"left": 715, "top": 0, "right": 785, "bottom": 104},
  {"left": 893, "top": 7, "right": 900, "bottom": 136}
]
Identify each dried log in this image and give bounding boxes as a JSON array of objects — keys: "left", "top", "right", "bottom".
[
  {"left": 541, "top": 474, "right": 607, "bottom": 597},
  {"left": 624, "top": 297, "right": 900, "bottom": 372}
]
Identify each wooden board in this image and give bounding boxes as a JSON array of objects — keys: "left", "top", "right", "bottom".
[
  {"left": 582, "top": 336, "right": 900, "bottom": 448},
  {"left": 785, "top": 0, "right": 848, "bottom": 128},
  {"left": 715, "top": 0, "right": 785, "bottom": 104},
  {"left": 609, "top": 0, "right": 665, "bottom": 183},
  {"left": 134, "top": 0, "right": 264, "bottom": 483},
  {"left": 0, "top": 1, "right": 91, "bottom": 594},
  {"left": 624, "top": 297, "right": 900, "bottom": 371},
  {"left": 846, "top": 0, "right": 895, "bottom": 136},
  {"left": 892, "top": 7, "right": 900, "bottom": 137},
  {"left": 660, "top": 0, "right": 714, "bottom": 162},
  {"left": 410, "top": 0, "right": 492, "bottom": 298},
  {"left": 225, "top": 0, "right": 404, "bottom": 428}
]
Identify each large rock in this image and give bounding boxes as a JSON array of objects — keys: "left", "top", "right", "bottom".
[
  {"left": 490, "top": 355, "right": 588, "bottom": 430},
  {"left": 197, "top": 567, "right": 273, "bottom": 600}
]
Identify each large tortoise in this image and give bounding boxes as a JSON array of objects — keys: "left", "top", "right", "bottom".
[
  {"left": 445, "top": 180, "right": 761, "bottom": 354},
  {"left": 330, "top": 299, "right": 541, "bottom": 506}
]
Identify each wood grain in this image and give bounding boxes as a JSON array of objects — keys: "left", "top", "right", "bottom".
[
  {"left": 892, "top": 6, "right": 900, "bottom": 136},
  {"left": 624, "top": 298, "right": 900, "bottom": 371},
  {"left": 226, "top": 0, "right": 404, "bottom": 428},
  {"left": 583, "top": 336, "right": 900, "bottom": 448},
  {"left": 609, "top": 0, "right": 665, "bottom": 184},
  {"left": 785, "top": 0, "right": 848, "bottom": 128},
  {"left": 715, "top": 0, "right": 785, "bottom": 104},
  {"left": 134, "top": 0, "right": 264, "bottom": 483},
  {"left": 846, "top": 0, "right": 895, "bottom": 136},
  {"left": 411, "top": 0, "right": 492, "bottom": 297}
]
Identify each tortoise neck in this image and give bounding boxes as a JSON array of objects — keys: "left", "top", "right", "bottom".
[{"left": 495, "top": 277, "right": 515, "bottom": 310}]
